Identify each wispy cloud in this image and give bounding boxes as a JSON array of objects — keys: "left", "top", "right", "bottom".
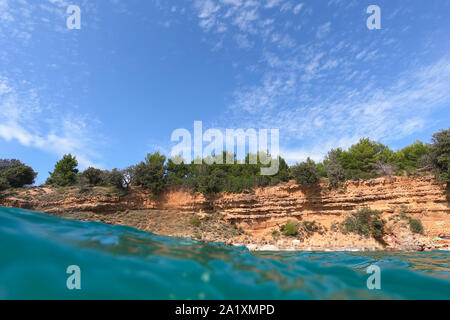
[
  {"left": 316, "top": 22, "right": 331, "bottom": 39},
  {"left": 178, "top": 0, "right": 450, "bottom": 163},
  {"left": 227, "top": 57, "right": 450, "bottom": 162},
  {"left": 0, "top": 77, "right": 103, "bottom": 169}
]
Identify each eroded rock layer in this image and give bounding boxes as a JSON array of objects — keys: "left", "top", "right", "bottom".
[{"left": 1, "top": 176, "right": 449, "bottom": 251}]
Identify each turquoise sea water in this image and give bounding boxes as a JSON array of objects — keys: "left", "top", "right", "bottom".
[{"left": 0, "top": 206, "right": 449, "bottom": 300}]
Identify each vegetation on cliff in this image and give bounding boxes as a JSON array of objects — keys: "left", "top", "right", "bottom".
[
  {"left": 429, "top": 128, "right": 450, "bottom": 184},
  {"left": 0, "top": 159, "right": 37, "bottom": 191},
  {"left": 1, "top": 128, "right": 449, "bottom": 194},
  {"left": 408, "top": 217, "right": 424, "bottom": 234},
  {"left": 46, "top": 154, "right": 79, "bottom": 186},
  {"left": 341, "top": 208, "right": 385, "bottom": 241}
]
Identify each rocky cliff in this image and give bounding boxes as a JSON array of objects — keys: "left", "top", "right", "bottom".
[{"left": 1, "top": 175, "right": 449, "bottom": 251}]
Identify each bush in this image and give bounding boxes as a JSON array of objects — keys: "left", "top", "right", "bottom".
[
  {"left": 189, "top": 216, "right": 201, "bottom": 227},
  {"left": 122, "top": 166, "right": 135, "bottom": 188},
  {"left": 80, "top": 167, "right": 106, "bottom": 186},
  {"left": 291, "top": 158, "right": 319, "bottom": 186},
  {"left": 0, "top": 163, "right": 37, "bottom": 188},
  {"left": 303, "top": 221, "right": 319, "bottom": 234},
  {"left": 108, "top": 169, "right": 126, "bottom": 189},
  {"left": 281, "top": 220, "right": 298, "bottom": 236},
  {"left": 373, "top": 161, "right": 398, "bottom": 177},
  {"left": 272, "top": 230, "right": 280, "bottom": 240},
  {"left": 0, "top": 176, "right": 9, "bottom": 191},
  {"left": 46, "top": 154, "right": 79, "bottom": 186},
  {"left": 341, "top": 208, "right": 385, "bottom": 240},
  {"left": 408, "top": 217, "right": 424, "bottom": 234}
]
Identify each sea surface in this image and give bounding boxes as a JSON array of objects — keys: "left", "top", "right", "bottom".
[{"left": 0, "top": 206, "right": 449, "bottom": 300}]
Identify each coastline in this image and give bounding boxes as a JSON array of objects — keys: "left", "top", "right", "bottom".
[
  {"left": 30, "top": 208, "right": 450, "bottom": 253},
  {"left": 1, "top": 205, "right": 449, "bottom": 252},
  {"left": 1, "top": 175, "right": 449, "bottom": 253}
]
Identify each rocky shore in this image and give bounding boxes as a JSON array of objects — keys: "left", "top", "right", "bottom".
[{"left": 1, "top": 175, "right": 449, "bottom": 252}]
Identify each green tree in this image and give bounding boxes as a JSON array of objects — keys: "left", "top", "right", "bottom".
[
  {"left": 166, "top": 156, "right": 189, "bottom": 188},
  {"left": 393, "top": 140, "right": 431, "bottom": 171},
  {"left": 1, "top": 165, "right": 37, "bottom": 188},
  {"left": 46, "top": 154, "right": 79, "bottom": 186},
  {"left": 134, "top": 152, "right": 167, "bottom": 194},
  {"left": 429, "top": 128, "right": 450, "bottom": 183},
  {"left": 339, "top": 138, "right": 394, "bottom": 180},
  {"left": 0, "top": 159, "right": 37, "bottom": 188},
  {"left": 290, "top": 158, "right": 319, "bottom": 186}
]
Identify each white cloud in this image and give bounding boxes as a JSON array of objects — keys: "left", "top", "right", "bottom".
[
  {"left": 264, "top": 0, "right": 282, "bottom": 9},
  {"left": 178, "top": 0, "right": 450, "bottom": 163},
  {"left": 235, "top": 33, "right": 254, "bottom": 48},
  {"left": 0, "top": 77, "right": 103, "bottom": 169},
  {"left": 316, "top": 21, "right": 331, "bottom": 39},
  {"left": 293, "top": 3, "right": 304, "bottom": 14},
  {"left": 226, "top": 57, "right": 450, "bottom": 162}
]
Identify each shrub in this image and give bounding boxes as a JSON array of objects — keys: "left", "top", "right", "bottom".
[
  {"left": 122, "top": 166, "right": 135, "bottom": 188},
  {"left": 0, "top": 176, "right": 9, "bottom": 191},
  {"left": 108, "top": 169, "right": 126, "bottom": 189},
  {"left": 0, "top": 163, "right": 37, "bottom": 188},
  {"left": 272, "top": 230, "right": 280, "bottom": 240},
  {"left": 303, "top": 221, "right": 319, "bottom": 234},
  {"left": 341, "top": 208, "right": 385, "bottom": 240},
  {"left": 330, "top": 222, "right": 339, "bottom": 232},
  {"left": 408, "top": 217, "right": 424, "bottom": 234},
  {"left": 46, "top": 154, "right": 79, "bottom": 186},
  {"left": 189, "top": 216, "right": 201, "bottom": 227},
  {"left": 80, "top": 167, "right": 106, "bottom": 186},
  {"left": 291, "top": 158, "right": 319, "bottom": 186},
  {"left": 282, "top": 220, "right": 298, "bottom": 236},
  {"left": 373, "top": 161, "right": 398, "bottom": 177}
]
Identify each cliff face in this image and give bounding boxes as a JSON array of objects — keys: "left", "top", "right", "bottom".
[
  {"left": 214, "top": 176, "right": 449, "bottom": 225},
  {"left": 1, "top": 176, "right": 449, "bottom": 251},
  {"left": 211, "top": 176, "right": 449, "bottom": 250}
]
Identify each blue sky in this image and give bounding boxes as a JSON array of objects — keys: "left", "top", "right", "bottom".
[{"left": 1, "top": 0, "right": 449, "bottom": 184}]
